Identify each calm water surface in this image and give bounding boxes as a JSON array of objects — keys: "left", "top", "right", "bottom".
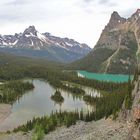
[
  {"left": 78, "top": 70, "right": 133, "bottom": 83},
  {"left": 0, "top": 79, "right": 98, "bottom": 131}
]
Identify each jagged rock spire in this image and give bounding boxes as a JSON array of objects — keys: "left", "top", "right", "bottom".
[
  {"left": 23, "top": 25, "right": 37, "bottom": 36},
  {"left": 107, "top": 11, "right": 126, "bottom": 30}
]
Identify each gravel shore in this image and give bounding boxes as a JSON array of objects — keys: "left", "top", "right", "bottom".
[
  {"left": 0, "top": 118, "right": 131, "bottom": 140},
  {"left": 0, "top": 104, "right": 11, "bottom": 124},
  {"left": 44, "top": 119, "right": 130, "bottom": 140}
]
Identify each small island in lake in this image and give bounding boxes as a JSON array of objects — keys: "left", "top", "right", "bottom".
[{"left": 51, "top": 90, "right": 64, "bottom": 103}]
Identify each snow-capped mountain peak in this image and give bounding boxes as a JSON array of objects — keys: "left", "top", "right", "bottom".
[
  {"left": 0, "top": 25, "right": 91, "bottom": 55},
  {"left": 23, "top": 25, "right": 37, "bottom": 36}
]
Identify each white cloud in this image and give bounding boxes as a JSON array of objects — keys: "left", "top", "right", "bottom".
[{"left": 0, "top": 0, "right": 139, "bottom": 47}]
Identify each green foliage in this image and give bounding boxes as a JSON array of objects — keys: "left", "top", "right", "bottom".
[
  {"left": 51, "top": 90, "right": 64, "bottom": 103},
  {"left": 83, "top": 95, "right": 99, "bottom": 104},
  {"left": 32, "top": 124, "right": 44, "bottom": 140},
  {"left": 61, "top": 84, "right": 85, "bottom": 96},
  {"left": 133, "top": 65, "right": 139, "bottom": 81},
  {"left": 83, "top": 92, "right": 125, "bottom": 119},
  {"left": 0, "top": 52, "right": 132, "bottom": 134},
  {"left": 14, "top": 111, "right": 80, "bottom": 133},
  {"left": 14, "top": 80, "right": 128, "bottom": 133},
  {"left": 0, "top": 56, "right": 127, "bottom": 95},
  {"left": 0, "top": 52, "right": 129, "bottom": 122},
  {"left": 107, "top": 48, "right": 137, "bottom": 74},
  {"left": 106, "top": 32, "right": 137, "bottom": 74},
  {"left": 0, "top": 80, "right": 34, "bottom": 103},
  {"left": 68, "top": 48, "right": 116, "bottom": 72}
]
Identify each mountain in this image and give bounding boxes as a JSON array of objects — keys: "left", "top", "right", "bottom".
[
  {"left": 70, "top": 9, "right": 140, "bottom": 74},
  {"left": 0, "top": 26, "right": 91, "bottom": 63}
]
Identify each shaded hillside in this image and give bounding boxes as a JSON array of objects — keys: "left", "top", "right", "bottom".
[{"left": 0, "top": 52, "right": 62, "bottom": 69}]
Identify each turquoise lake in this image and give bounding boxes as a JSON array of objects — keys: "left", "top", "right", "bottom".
[{"left": 77, "top": 70, "right": 133, "bottom": 83}]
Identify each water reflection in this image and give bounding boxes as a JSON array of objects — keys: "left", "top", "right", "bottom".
[{"left": 0, "top": 79, "right": 99, "bottom": 131}]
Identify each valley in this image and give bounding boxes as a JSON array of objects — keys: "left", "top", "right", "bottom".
[
  {"left": 0, "top": 79, "right": 96, "bottom": 132},
  {"left": 0, "top": 8, "right": 140, "bottom": 140},
  {"left": 0, "top": 51, "right": 133, "bottom": 139}
]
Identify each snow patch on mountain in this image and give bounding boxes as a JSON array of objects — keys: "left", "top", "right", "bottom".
[
  {"left": 12, "top": 40, "right": 18, "bottom": 45},
  {"left": 37, "top": 32, "right": 47, "bottom": 42},
  {"left": 65, "top": 42, "right": 73, "bottom": 47}
]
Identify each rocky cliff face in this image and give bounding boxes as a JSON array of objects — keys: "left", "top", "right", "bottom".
[
  {"left": 118, "top": 75, "right": 140, "bottom": 140},
  {"left": 129, "top": 77, "right": 140, "bottom": 139},
  {"left": 71, "top": 9, "right": 140, "bottom": 74}
]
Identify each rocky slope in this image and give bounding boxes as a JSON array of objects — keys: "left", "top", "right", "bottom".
[
  {"left": 71, "top": 9, "right": 140, "bottom": 74},
  {"left": 0, "top": 119, "right": 131, "bottom": 140},
  {"left": 0, "top": 26, "right": 91, "bottom": 63},
  {"left": 118, "top": 75, "right": 140, "bottom": 140}
]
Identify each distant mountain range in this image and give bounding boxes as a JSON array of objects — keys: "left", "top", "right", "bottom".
[
  {"left": 0, "top": 26, "right": 91, "bottom": 63},
  {"left": 70, "top": 9, "right": 140, "bottom": 74}
]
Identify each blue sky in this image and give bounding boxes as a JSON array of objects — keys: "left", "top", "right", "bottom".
[{"left": 0, "top": 0, "right": 139, "bottom": 47}]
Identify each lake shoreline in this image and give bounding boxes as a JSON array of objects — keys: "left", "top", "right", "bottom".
[
  {"left": 77, "top": 70, "right": 133, "bottom": 82},
  {"left": 0, "top": 79, "right": 95, "bottom": 132},
  {"left": 0, "top": 104, "right": 11, "bottom": 126}
]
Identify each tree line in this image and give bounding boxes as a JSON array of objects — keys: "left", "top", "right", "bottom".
[{"left": 0, "top": 80, "right": 34, "bottom": 103}]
